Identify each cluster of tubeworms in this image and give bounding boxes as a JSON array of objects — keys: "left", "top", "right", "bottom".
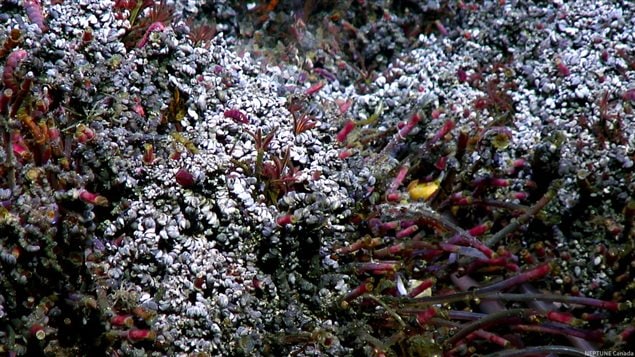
[
  {"left": 332, "top": 101, "right": 634, "bottom": 354},
  {"left": 324, "top": 7, "right": 635, "bottom": 354}
]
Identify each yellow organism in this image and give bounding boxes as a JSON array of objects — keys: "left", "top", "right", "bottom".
[{"left": 407, "top": 176, "right": 442, "bottom": 201}]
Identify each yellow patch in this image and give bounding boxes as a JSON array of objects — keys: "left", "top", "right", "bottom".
[
  {"left": 407, "top": 179, "right": 440, "bottom": 201},
  {"left": 492, "top": 133, "right": 510, "bottom": 150}
]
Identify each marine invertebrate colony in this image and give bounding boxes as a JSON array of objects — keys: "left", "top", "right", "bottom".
[
  {"left": 325, "top": 0, "right": 635, "bottom": 354},
  {"left": 0, "top": 0, "right": 634, "bottom": 355}
]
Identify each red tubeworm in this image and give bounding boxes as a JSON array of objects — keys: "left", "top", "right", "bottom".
[
  {"left": 415, "top": 307, "right": 437, "bottom": 325},
  {"left": 132, "top": 97, "right": 145, "bottom": 117},
  {"left": 429, "top": 118, "right": 455, "bottom": 144},
  {"left": 395, "top": 224, "right": 418, "bottom": 239},
  {"left": 29, "top": 324, "right": 46, "bottom": 339},
  {"left": 335, "top": 236, "right": 382, "bottom": 255},
  {"left": 47, "top": 126, "right": 64, "bottom": 157},
  {"left": 175, "top": 168, "right": 195, "bottom": 187},
  {"left": 447, "top": 234, "right": 494, "bottom": 259},
  {"left": 338, "top": 149, "right": 355, "bottom": 159},
  {"left": 507, "top": 158, "right": 527, "bottom": 174},
  {"left": 618, "top": 326, "right": 635, "bottom": 342},
  {"left": 336, "top": 98, "right": 352, "bottom": 114},
  {"left": 397, "top": 112, "right": 421, "bottom": 138},
  {"left": 336, "top": 120, "right": 355, "bottom": 142},
  {"left": 111, "top": 315, "right": 134, "bottom": 327},
  {"left": 467, "top": 330, "right": 510, "bottom": 348},
  {"left": 379, "top": 220, "right": 400, "bottom": 231},
  {"left": 313, "top": 68, "right": 336, "bottom": 82},
  {"left": 136, "top": 22, "right": 166, "bottom": 48},
  {"left": 75, "top": 124, "right": 95, "bottom": 143},
  {"left": 81, "top": 28, "right": 94, "bottom": 44},
  {"left": 457, "top": 68, "right": 468, "bottom": 83},
  {"left": 127, "top": 329, "right": 156, "bottom": 342},
  {"left": 78, "top": 190, "right": 109, "bottom": 206},
  {"left": 389, "top": 165, "right": 409, "bottom": 191},
  {"left": 23, "top": 0, "right": 48, "bottom": 32},
  {"left": 0, "top": 28, "right": 22, "bottom": 59},
  {"left": 12, "top": 132, "right": 31, "bottom": 162},
  {"left": 555, "top": 58, "right": 570, "bottom": 76},
  {"left": 434, "top": 155, "right": 448, "bottom": 170},
  {"left": 467, "top": 222, "right": 491, "bottom": 236},
  {"left": 305, "top": 81, "right": 325, "bottom": 95},
  {"left": 2, "top": 49, "right": 28, "bottom": 92},
  {"left": 480, "top": 263, "right": 552, "bottom": 294},
  {"left": 142, "top": 143, "right": 155, "bottom": 164},
  {"left": 512, "top": 191, "right": 529, "bottom": 200},
  {"left": 434, "top": 20, "right": 448, "bottom": 36},
  {"left": 489, "top": 178, "right": 510, "bottom": 187},
  {"left": 223, "top": 109, "right": 249, "bottom": 124},
  {"left": 449, "top": 192, "right": 473, "bottom": 206},
  {"left": 341, "top": 280, "right": 373, "bottom": 308},
  {"left": 354, "top": 261, "right": 398, "bottom": 274},
  {"left": 276, "top": 214, "right": 295, "bottom": 226},
  {"left": 408, "top": 277, "right": 436, "bottom": 298},
  {"left": 373, "top": 242, "right": 405, "bottom": 257},
  {"left": 546, "top": 311, "right": 580, "bottom": 326}
]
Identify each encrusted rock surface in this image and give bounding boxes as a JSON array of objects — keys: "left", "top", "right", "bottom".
[{"left": 1, "top": 0, "right": 633, "bottom": 355}]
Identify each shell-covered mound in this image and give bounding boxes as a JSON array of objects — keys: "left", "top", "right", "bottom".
[
  {"left": 1, "top": 0, "right": 359, "bottom": 354},
  {"left": 1, "top": 0, "right": 634, "bottom": 356}
]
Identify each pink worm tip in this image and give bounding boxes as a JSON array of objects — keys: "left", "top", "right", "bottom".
[
  {"left": 546, "top": 311, "right": 578, "bottom": 325},
  {"left": 175, "top": 168, "right": 196, "bottom": 187},
  {"left": 336, "top": 120, "right": 356, "bottom": 142},
  {"left": 342, "top": 280, "right": 373, "bottom": 306},
  {"left": 223, "top": 109, "right": 249, "bottom": 124},
  {"left": 468, "top": 222, "right": 491, "bottom": 236},
  {"left": 338, "top": 149, "right": 355, "bottom": 159},
  {"left": 305, "top": 81, "right": 325, "bottom": 95},
  {"left": 416, "top": 307, "right": 437, "bottom": 325},
  {"left": 137, "top": 22, "right": 167, "bottom": 48},
  {"left": 395, "top": 224, "right": 419, "bottom": 239},
  {"left": 389, "top": 165, "right": 409, "bottom": 191},
  {"left": 430, "top": 119, "right": 455, "bottom": 143},
  {"left": 127, "top": 329, "right": 156, "bottom": 341},
  {"left": 408, "top": 278, "right": 436, "bottom": 298},
  {"left": 111, "top": 315, "right": 134, "bottom": 327},
  {"left": 79, "top": 190, "right": 109, "bottom": 206},
  {"left": 397, "top": 112, "right": 421, "bottom": 138},
  {"left": 276, "top": 214, "right": 295, "bottom": 226}
]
